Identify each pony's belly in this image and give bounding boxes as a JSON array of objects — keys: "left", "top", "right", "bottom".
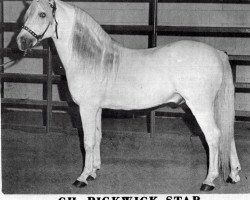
[{"left": 102, "top": 86, "right": 182, "bottom": 110}]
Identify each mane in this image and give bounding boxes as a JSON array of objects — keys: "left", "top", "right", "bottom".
[{"left": 71, "top": 6, "right": 120, "bottom": 80}]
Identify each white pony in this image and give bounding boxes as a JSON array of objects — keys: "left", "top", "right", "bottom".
[{"left": 17, "top": 0, "right": 241, "bottom": 191}]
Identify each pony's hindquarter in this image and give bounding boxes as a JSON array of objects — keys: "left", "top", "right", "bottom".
[{"left": 180, "top": 47, "right": 240, "bottom": 191}]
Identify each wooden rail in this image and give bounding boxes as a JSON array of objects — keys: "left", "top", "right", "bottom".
[
  {"left": 1, "top": 0, "right": 250, "bottom": 134},
  {"left": 4, "top": 0, "right": 250, "bottom": 3}
]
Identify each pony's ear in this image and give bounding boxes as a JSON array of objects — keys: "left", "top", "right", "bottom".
[
  {"left": 24, "top": 0, "right": 32, "bottom": 5},
  {"left": 48, "top": 0, "right": 56, "bottom": 9},
  {"left": 48, "top": 0, "right": 55, "bottom": 4}
]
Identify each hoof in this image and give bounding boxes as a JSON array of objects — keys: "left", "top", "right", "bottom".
[
  {"left": 226, "top": 176, "right": 236, "bottom": 184},
  {"left": 87, "top": 175, "right": 95, "bottom": 181},
  {"left": 72, "top": 180, "right": 87, "bottom": 188},
  {"left": 200, "top": 184, "right": 215, "bottom": 191}
]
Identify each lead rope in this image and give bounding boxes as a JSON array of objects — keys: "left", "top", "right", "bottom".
[{"left": 0, "top": 50, "right": 27, "bottom": 69}]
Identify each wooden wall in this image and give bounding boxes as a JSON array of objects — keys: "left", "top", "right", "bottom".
[{"left": 3, "top": 1, "right": 250, "bottom": 111}]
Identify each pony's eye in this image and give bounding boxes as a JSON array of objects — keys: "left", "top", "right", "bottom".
[{"left": 39, "top": 12, "right": 46, "bottom": 18}]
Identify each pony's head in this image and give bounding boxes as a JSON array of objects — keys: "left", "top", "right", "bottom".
[{"left": 17, "top": 0, "right": 58, "bottom": 51}]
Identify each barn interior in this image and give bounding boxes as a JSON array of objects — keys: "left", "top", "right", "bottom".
[{"left": 1, "top": 0, "right": 250, "bottom": 194}]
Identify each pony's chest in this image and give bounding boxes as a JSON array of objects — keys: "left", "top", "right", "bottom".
[{"left": 65, "top": 72, "right": 102, "bottom": 105}]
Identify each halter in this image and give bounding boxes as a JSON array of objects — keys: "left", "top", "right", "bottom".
[
  {"left": 22, "top": 0, "right": 58, "bottom": 43},
  {"left": 22, "top": 23, "right": 50, "bottom": 43}
]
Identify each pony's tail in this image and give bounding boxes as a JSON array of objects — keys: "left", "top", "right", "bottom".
[{"left": 215, "top": 51, "right": 235, "bottom": 179}]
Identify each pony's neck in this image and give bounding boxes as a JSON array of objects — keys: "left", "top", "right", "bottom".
[{"left": 52, "top": 0, "right": 119, "bottom": 69}]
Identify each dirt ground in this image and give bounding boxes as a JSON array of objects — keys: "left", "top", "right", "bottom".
[{"left": 1, "top": 113, "right": 250, "bottom": 194}]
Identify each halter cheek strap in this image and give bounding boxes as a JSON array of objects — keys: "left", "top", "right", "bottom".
[{"left": 50, "top": 1, "right": 59, "bottom": 39}]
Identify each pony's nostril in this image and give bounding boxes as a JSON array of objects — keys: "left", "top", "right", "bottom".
[
  {"left": 20, "top": 36, "right": 27, "bottom": 44},
  {"left": 18, "top": 36, "right": 33, "bottom": 50}
]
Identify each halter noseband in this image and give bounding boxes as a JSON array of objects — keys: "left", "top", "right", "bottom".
[
  {"left": 22, "top": 23, "right": 50, "bottom": 42},
  {"left": 22, "top": 1, "right": 58, "bottom": 43}
]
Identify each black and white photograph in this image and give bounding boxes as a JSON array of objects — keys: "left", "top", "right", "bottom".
[{"left": 0, "top": 0, "right": 250, "bottom": 199}]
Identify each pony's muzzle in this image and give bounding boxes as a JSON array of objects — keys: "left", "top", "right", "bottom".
[{"left": 17, "top": 34, "right": 35, "bottom": 51}]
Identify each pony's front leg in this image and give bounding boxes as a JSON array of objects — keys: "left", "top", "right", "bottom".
[
  {"left": 73, "top": 105, "right": 98, "bottom": 188},
  {"left": 87, "top": 108, "right": 102, "bottom": 181},
  {"left": 94, "top": 109, "right": 102, "bottom": 170}
]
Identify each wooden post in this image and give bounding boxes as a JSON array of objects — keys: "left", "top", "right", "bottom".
[
  {"left": 46, "top": 45, "right": 53, "bottom": 133},
  {"left": 148, "top": 0, "right": 157, "bottom": 48},
  {"left": 147, "top": 0, "right": 158, "bottom": 136},
  {"left": 0, "top": 0, "right": 4, "bottom": 98}
]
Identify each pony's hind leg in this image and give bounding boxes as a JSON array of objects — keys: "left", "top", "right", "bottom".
[
  {"left": 87, "top": 108, "right": 102, "bottom": 181},
  {"left": 227, "top": 138, "right": 241, "bottom": 184},
  {"left": 186, "top": 100, "right": 220, "bottom": 191},
  {"left": 73, "top": 105, "right": 98, "bottom": 188}
]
